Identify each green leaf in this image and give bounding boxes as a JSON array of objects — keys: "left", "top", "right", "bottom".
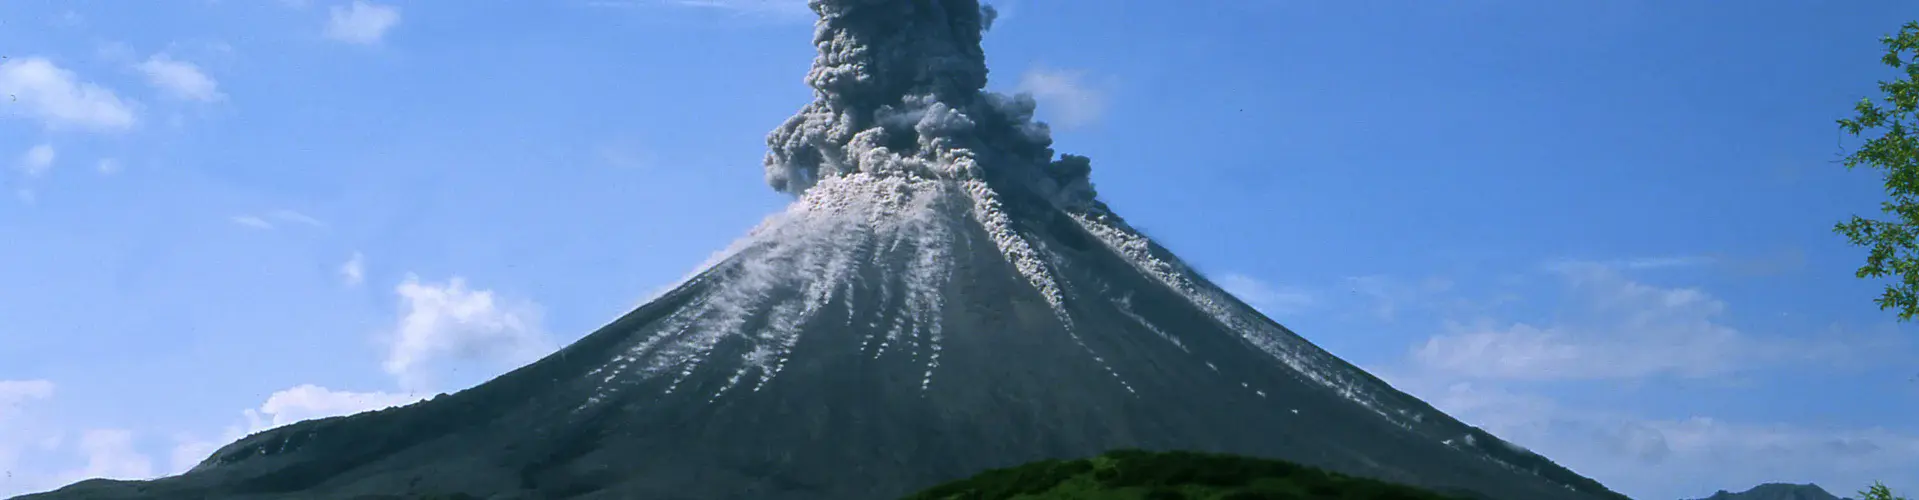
[{"left": 1836, "top": 22, "right": 1919, "bottom": 322}]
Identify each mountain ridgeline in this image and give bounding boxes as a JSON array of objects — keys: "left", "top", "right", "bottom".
[
  {"left": 17, "top": 1, "right": 1631, "bottom": 499},
  {"left": 1691, "top": 484, "right": 1852, "bottom": 500}
]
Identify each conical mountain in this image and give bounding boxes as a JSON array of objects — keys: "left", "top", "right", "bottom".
[{"left": 19, "top": 1, "right": 1629, "bottom": 499}]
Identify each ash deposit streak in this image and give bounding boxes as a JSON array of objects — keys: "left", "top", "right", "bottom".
[
  {"left": 751, "top": 0, "right": 1127, "bottom": 394},
  {"left": 587, "top": 0, "right": 1543, "bottom": 481},
  {"left": 577, "top": 175, "right": 977, "bottom": 409},
  {"left": 594, "top": 0, "right": 1402, "bottom": 412},
  {"left": 751, "top": 0, "right": 1387, "bottom": 410}
]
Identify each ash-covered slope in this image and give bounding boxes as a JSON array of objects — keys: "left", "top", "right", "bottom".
[{"left": 18, "top": 1, "right": 1629, "bottom": 499}]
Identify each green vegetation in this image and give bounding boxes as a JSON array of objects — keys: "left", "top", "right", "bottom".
[
  {"left": 1819, "top": 24, "right": 1913, "bottom": 500},
  {"left": 900, "top": 449, "right": 1466, "bottom": 500},
  {"left": 1836, "top": 21, "right": 1919, "bottom": 321},
  {"left": 1861, "top": 481, "right": 1910, "bottom": 500}
]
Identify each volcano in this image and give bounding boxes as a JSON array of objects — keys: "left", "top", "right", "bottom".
[{"left": 20, "top": 1, "right": 1630, "bottom": 499}]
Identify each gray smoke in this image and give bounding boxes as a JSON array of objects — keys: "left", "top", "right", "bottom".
[{"left": 762, "top": 0, "right": 1097, "bottom": 212}]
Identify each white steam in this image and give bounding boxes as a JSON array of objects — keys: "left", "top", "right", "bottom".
[{"left": 762, "top": 0, "right": 1097, "bottom": 212}]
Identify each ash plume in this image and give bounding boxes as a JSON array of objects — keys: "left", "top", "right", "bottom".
[{"left": 763, "top": 0, "right": 1095, "bottom": 212}]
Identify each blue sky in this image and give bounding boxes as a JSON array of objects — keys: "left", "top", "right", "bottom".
[{"left": 2, "top": 1, "right": 1917, "bottom": 498}]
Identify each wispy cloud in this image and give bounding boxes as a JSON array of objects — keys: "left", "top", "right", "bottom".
[
  {"left": 1214, "top": 273, "right": 1317, "bottom": 317},
  {"left": 1541, "top": 255, "right": 1716, "bottom": 274},
  {"left": 1015, "top": 66, "right": 1107, "bottom": 129},
  {"left": 228, "top": 210, "right": 324, "bottom": 230},
  {"left": 1376, "top": 373, "right": 1919, "bottom": 499},
  {"left": 6, "top": 386, "right": 167, "bottom": 490},
  {"left": 57, "top": 429, "right": 155, "bottom": 482},
  {"left": 325, "top": 1, "right": 402, "bottom": 45},
  {"left": 340, "top": 252, "right": 365, "bottom": 286},
  {"left": 267, "top": 209, "right": 322, "bottom": 227},
  {"left": 1351, "top": 257, "right": 1919, "bottom": 498},
  {"left": 240, "top": 385, "right": 421, "bottom": 434},
  {"left": 135, "top": 54, "right": 223, "bottom": 102},
  {"left": 1, "top": 380, "right": 59, "bottom": 496},
  {"left": 53, "top": 10, "right": 84, "bottom": 28},
  {"left": 1712, "top": 247, "right": 1807, "bottom": 277},
  {"left": 587, "top": 0, "right": 811, "bottom": 18},
  {"left": 229, "top": 215, "right": 272, "bottom": 229},
  {"left": 0, "top": 57, "right": 138, "bottom": 132},
  {"left": 1613, "top": 255, "right": 1714, "bottom": 270},
  {"left": 1411, "top": 261, "right": 1905, "bottom": 381},
  {"left": 1551, "top": 251, "right": 1805, "bottom": 277},
  {"left": 167, "top": 384, "right": 424, "bottom": 475},
  {"left": 166, "top": 436, "right": 220, "bottom": 476},
  {"left": 17, "top": 144, "right": 56, "bottom": 177},
  {"left": 0, "top": 380, "right": 55, "bottom": 419},
  {"left": 1343, "top": 274, "right": 1458, "bottom": 322},
  {"left": 598, "top": 141, "right": 657, "bottom": 170}
]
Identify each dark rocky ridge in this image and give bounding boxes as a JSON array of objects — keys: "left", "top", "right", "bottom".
[{"left": 1691, "top": 483, "right": 1851, "bottom": 500}]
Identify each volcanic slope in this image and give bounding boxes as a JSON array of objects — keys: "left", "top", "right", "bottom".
[{"left": 18, "top": 1, "right": 1630, "bottom": 500}]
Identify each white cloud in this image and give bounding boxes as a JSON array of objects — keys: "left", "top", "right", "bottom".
[
  {"left": 1548, "top": 255, "right": 1716, "bottom": 272},
  {"left": 597, "top": 141, "right": 657, "bottom": 170},
  {"left": 1563, "top": 252, "right": 1803, "bottom": 276},
  {"left": 1615, "top": 255, "right": 1714, "bottom": 270},
  {"left": 1409, "top": 262, "right": 1904, "bottom": 381},
  {"left": 17, "top": 144, "right": 55, "bottom": 177},
  {"left": 672, "top": 0, "right": 810, "bottom": 16},
  {"left": 0, "top": 381, "right": 56, "bottom": 497},
  {"left": 587, "top": 0, "right": 811, "bottom": 18},
  {"left": 1378, "top": 373, "right": 1919, "bottom": 499},
  {"left": 1, "top": 384, "right": 163, "bottom": 490},
  {"left": 324, "top": 1, "right": 402, "bottom": 45},
  {"left": 267, "top": 209, "right": 323, "bottom": 227},
  {"left": 229, "top": 210, "right": 324, "bottom": 230},
  {"left": 1358, "top": 260, "right": 1919, "bottom": 498},
  {"left": 0, "top": 380, "right": 54, "bottom": 420},
  {"left": 55, "top": 10, "right": 84, "bottom": 27},
  {"left": 94, "top": 42, "right": 137, "bottom": 64},
  {"left": 1015, "top": 66, "right": 1106, "bottom": 129},
  {"left": 1214, "top": 273, "right": 1316, "bottom": 317},
  {"left": 96, "top": 158, "right": 120, "bottom": 175},
  {"left": 59, "top": 429, "right": 155, "bottom": 482},
  {"left": 0, "top": 57, "right": 138, "bottom": 132},
  {"left": 340, "top": 252, "right": 365, "bottom": 286},
  {"left": 240, "top": 384, "right": 422, "bottom": 434},
  {"left": 161, "top": 384, "right": 424, "bottom": 477},
  {"left": 1344, "top": 275, "right": 1457, "bottom": 322},
  {"left": 385, "top": 274, "right": 550, "bottom": 391},
  {"left": 229, "top": 215, "right": 272, "bottom": 229},
  {"left": 147, "top": 275, "right": 513, "bottom": 479},
  {"left": 135, "top": 54, "right": 223, "bottom": 102},
  {"left": 166, "top": 437, "right": 221, "bottom": 476}
]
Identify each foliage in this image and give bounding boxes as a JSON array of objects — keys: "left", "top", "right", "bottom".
[
  {"left": 1836, "top": 21, "right": 1919, "bottom": 321},
  {"left": 900, "top": 449, "right": 1468, "bottom": 500},
  {"left": 1860, "top": 481, "right": 1910, "bottom": 500}
]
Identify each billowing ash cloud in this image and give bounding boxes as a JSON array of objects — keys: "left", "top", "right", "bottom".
[{"left": 763, "top": 0, "right": 1096, "bottom": 212}]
